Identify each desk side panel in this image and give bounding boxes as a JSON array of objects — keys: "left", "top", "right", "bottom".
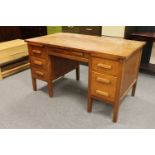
[{"left": 120, "top": 50, "right": 142, "bottom": 99}]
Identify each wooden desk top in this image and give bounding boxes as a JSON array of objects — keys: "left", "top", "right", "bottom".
[{"left": 26, "top": 33, "right": 145, "bottom": 60}]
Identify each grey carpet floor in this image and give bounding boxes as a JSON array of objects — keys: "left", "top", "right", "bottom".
[{"left": 0, "top": 65, "right": 155, "bottom": 128}]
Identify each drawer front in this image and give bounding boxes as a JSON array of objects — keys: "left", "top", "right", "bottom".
[
  {"left": 79, "top": 26, "right": 102, "bottom": 36},
  {"left": 28, "top": 45, "right": 47, "bottom": 59},
  {"left": 91, "top": 71, "right": 117, "bottom": 102},
  {"left": 31, "top": 68, "right": 47, "bottom": 81},
  {"left": 62, "top": 26, "right": 101, "bottom": 36},
  {"left": 62, "top": 26, "right": 80, "bottom": 33},
  {"left": 30, "top": 56, "right": 47, "bottom": 70},
  {"left": 51, "top": 48, "right": 84, "bottom": 57},
  {"left": 92, "top": 57, "right": 119, "bottom": 76}
]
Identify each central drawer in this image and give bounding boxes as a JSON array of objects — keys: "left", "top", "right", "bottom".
[
  {"left": 91, "top": 71, "right": 117, "bottom": 102},
  {"left": 51, "top": 48, "right": 84, "bottom": 57}
]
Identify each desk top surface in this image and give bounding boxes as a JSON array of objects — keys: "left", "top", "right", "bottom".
[{"left": 26, "top": 33, "right": 145, "bottom": 59}]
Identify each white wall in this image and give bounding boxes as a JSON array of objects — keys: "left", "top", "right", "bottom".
[{"left": 102, "top": 26, "right": 125, "bottom": 38}]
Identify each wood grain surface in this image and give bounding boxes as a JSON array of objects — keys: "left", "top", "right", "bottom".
[{"left": 26, "top": 33, "right": 145, "bottom": 122}]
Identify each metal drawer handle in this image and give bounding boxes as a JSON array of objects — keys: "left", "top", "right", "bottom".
[
  {"left": 96, "top": 77, "right": 111, "bottom": 84},
  {"left": 32, "top": 50, "right": 41, "bottom": 54},
  {"left": 97, "top": 63, "right": 112, "bottom": 69},
  {"left": 35, "top": 71, "right": 44, "bottom": 76},
  {"left": 33, "top": 60, "right": 43, "bottom": 66},
  {"left": 96, "top": 90, "right": 109, "bottom": 97},
  {"left": 86, "top": 28, "right": 93, "bottom": 31}
]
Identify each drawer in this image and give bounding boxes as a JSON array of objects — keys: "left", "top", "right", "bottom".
[
  {"left": 91, "top": 71, "right": 117, "bottom": 102},
  {"left": 92, "top": 57, "right": 119, "bottom": 76},
  {"left": 30, "top": 56, "right": 47, "bottom": 70},
  {"left": 51, "top": 48, "right": 84, "bottom": 57},
  {"left": 31, "top": 68, "right": 47, "bottom": 81},
  {"left": 79, "top": 26, "right": 101, "bottom": 36},
  {"left": 28, "top": 45, "right": 47, "bottom": 59},
  {"left": 62, "top": 26, "right": 80, "bottom": 33}
]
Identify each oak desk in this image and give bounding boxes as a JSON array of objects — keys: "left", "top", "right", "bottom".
[{"left": 25, "top": 33, "right": 145, "bottom": 122}]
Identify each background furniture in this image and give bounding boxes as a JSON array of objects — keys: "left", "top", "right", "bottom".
[
  {"left": 0, "top": 26, "right": 102, "bottom": 43},
  {"left": 0, "top": 26, "right": 47, "bottom": 79},
  {"left": 20, "top": 26, "right": 47, "bottom": 39},
  {"left": 0, "top": 26, "right": 21, "bottom": 42},
  {"left": 123, "top": 26, "right": 155, "bottom": 74},
  {"left": 62, "top": 26, "right": 102, "bottom": 36},
  {"left": 0, "top": 26, "right": 139, "bottom": 42},
  {"left": 131, "top": 32, "right": 155, "bottom": 74},
  {"left": 0, "top": 39, "right": 29, "bottom": 79},
  {"left": 0, "top": 26, "right": 47, "bottom": 42},
  {"left": 26, "top": 33, "right": 144, "bottom": 122},
  {"left": 1, "top": 26, "right": 154, "bottom": 75}
]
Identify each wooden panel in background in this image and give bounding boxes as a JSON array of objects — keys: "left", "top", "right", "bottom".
[
  {"left": 0, "top": 26, "right": 47, "bottom": 42},
  {"left": 20, "top": 26, "right": 47, "bottom": 39},
  {"left": 0, "top": 39, "right": 29, "bottom": 80},
  {"left": 0, "top": 26, "right": 21, "bottom": 42},
  {"left": 79, "top": 26, "right": 102, "bottom": 36},
  {"left": 62, "top": 26, "right": 102, "bottom": 36}
]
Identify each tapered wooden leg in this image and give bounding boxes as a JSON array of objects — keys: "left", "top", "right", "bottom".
[
  {"left": 112, "top": 101, "right": 120, "bottom": 123},
  {"left": 47, "top": 81, "right": 53, "bottom": 97},
  {"left": 76, "top": 64, "right": 80, "bottom": 81},
  {"left": 0, "top": 68, "right": 3, "bottom": 80},
  {"left": 131, "top": 81, "right": 137, "bottom": 97},
  {"left": 87, "top": 97, "right": 93, "bottom": 112},
  {"left": 32, "top": 77, "right": 37, "bottom": 91},
  {"left": 47, "top": 55, "right": 53, "bottom": 97}
]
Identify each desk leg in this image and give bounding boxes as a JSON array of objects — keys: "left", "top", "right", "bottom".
[
  {"left": 0, "top": 68, "right": 3, "bottom": 80},
  {"left": 131, "top": 81, "right": 137, "bottom": 97},
  {"left": 47, "top": 56, "right": 53, "bottom": 97},
  {"left": 88, "top": 97, "right": 93, "bottom": 112},
  {"left": 31, "top": 68, "right": 37, "bottom": 91},
  {"left": 76, "top": 63, "right": 80, "bottom": 81},
  {"left": 47, "top": 82, "right": 53, "bottom": 97},
  {"left": 87, "top": 60, "right": 92, "bottom": 112},
  {"left": 113, "top": 100, "right": 120, "bottom": 123},
  {"left": 32, "top": 77, "right": 37, "bottom": 91}
]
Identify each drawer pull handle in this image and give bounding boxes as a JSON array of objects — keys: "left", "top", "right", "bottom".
[
  {"left": 97, "top": 77, "right": 111, "bottom": 84},
  {"left": 97, "top": 63, "right": 112, "bottom": 69},
  {"left": 33, "top": 60, "right": 43, "bottom": 66},
  {"left": 96, "top": 90, "right": 109, "bottom": 97},
  {"left": 32, "top": 50, "right": 41, "bottom": 54},
  {"left": 35, "top": 71, "right": 44, "bottom": 76}
]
